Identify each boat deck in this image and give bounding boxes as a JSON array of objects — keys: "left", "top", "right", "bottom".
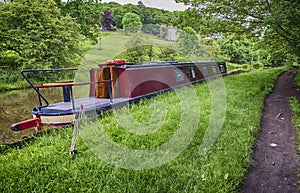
[{"left": 35, "top": 97, "right": 130, "bottom": 116}]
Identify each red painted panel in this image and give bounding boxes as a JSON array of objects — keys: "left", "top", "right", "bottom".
[
  {"left": 117, "top": 68, "right": 131, "bottom": 98},
  {"left": 118, "top": 66, "right": 191, "bottom": 98},
  {"left": 11, "top": 118, "right": 41, "bottom": 131},
  {"left": 131, "top": 80, "right": 169, "bottom": 97},
  {"left": 116, "top": 63, "right": 224, "bottom": 98}
]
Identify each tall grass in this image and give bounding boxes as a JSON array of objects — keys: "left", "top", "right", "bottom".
[
  {"left": 0, "top": 67, "right": 288, "bottom": 192},
  {"left": 289, "top": 98, "right": 300, "bottom": 154},
  {"left": 289, "top": 69, "right": 300, "bottom": 154}
]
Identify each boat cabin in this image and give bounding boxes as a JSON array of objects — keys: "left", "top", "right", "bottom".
[{"left": 89, "top": 60, "right": 227, "bottom": 99}]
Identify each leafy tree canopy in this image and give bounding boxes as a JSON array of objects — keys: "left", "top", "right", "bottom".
[
  {"left": 217, "top": 35, "right": 252, "bottom": 64},
  {"left": 0, "top": 0, "right": 83, "bottom": 69},
  {"left": 102, "top": 10, "right": 114, "bottom": 30},
  {"left": 138, "top": 1, "right": 145, "bottom": 7},
  {"left": 60, "top": 0, "right": 103, "bottom": 42},
  {"left": 177, "top": 0, "right": 300, "bottom": 62},
  {"left": 176, "top": 27, "right": 204, "bottom": 60},
  {"left": 122, "top": 12, "right": 142, "bottom": 34},
  {"left": 109, "top": 3, "right": 171, "bottom": 29}
]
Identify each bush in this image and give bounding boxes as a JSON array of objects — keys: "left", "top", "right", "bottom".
[{"left": 252, "top": 63, "right": 260, "bottom": 69}]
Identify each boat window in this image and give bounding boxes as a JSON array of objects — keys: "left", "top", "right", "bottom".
[
  {"left": 175, "top": 68, "right": 185, "bottom": 82},
  {"left": 212, "top": 65, "right": 217, "bottom": 74},
  {"left": 202, "top": 66, "right": 208, "bottom": 76},
  {"left": 189, "top": 66, "right": 196, "bottom": 79},
  {"left": 219, "top": 65, "right": 225, "bottom": 73}
]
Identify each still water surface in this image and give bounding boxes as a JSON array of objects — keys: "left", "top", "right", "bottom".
[{"left": 0, "top": 88, "right": 62, "bottom": 143}]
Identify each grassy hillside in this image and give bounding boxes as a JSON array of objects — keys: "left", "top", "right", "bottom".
[{"left": 0, "top": 67, "right": 288, "bottom": 192}]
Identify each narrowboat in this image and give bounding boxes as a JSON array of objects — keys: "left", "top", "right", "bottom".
[{"left": 11, "top": 60, "right": 227, "bottom": 132}]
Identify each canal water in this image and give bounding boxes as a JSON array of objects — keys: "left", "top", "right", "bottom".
[{"left": 0, "top": 88, "right": 62, "bottom": 144}]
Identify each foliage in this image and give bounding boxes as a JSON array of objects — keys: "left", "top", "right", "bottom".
[
  {"left": 121, "top": 45, "right": 182, "bottom": 64},
  {"left": 295, "top": 69, "right": 300, "bottom": 86},
  {"left": 176, "top": 27, "right": 205, "bottom": 60},
  {"left": 101, "top": 10, "right": 114, "bottom": 30},
  {"left": 217, "top": 35, "right": 252, "bottom": 64},
  {"left": 125, "top": 46, "right": 149, "bottom": 64},
  {"left": 177, "top": 0, "right": 300, "bottom": 64},
  {"left": 0, "top": 67, "right": 287, "bottom": 192},
  {"left": 60, "top": 0, "right": 103, "bottom": 42},
  {"left": 137, "top": 1, "right": 145, "bottom": 7},
  {"left": 108, "top": 3, "right": 171, "bottom": 29},
  {"left": 142, "top": 24, "right": 161, "bottom": 36},
  {"left": 122, "top": 12, "right": 142, "bottom": 34},
  {"left": 0, "top": 0, "right": 83, "bottom": 69},
  {"left": 226, "top": 63, "right": 251, "bottom": 75},
  {"left": 199, "top": 38, "right": 223, "bottom": 61},
  {"left": 157, "top": 47, "right": 179, "bottom": 61},
  {"left": 59, "top": 1, "right": 171, "bottom": 38},
  {"left": 171, "top": 9, "right": 203, "bottom": 33},
  {"left": 116, "top": 31, "right": 186, "bottom": 63},
  {"left": 158, "top": 25, "right": 168, "bottom": 39}
]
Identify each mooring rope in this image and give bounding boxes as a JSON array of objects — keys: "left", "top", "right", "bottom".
[{"left": 69, "top": 104, "right": 84, "bottom": 155}]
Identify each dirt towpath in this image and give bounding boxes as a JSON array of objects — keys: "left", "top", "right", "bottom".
[{"left": 242, "top": 68, "right": 299, "bottom": 193}]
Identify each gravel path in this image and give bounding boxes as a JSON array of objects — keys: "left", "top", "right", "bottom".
[{"left": 242, "top": 68, "right": 300, "bottom": 193}]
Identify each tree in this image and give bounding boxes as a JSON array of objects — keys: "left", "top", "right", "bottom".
[
  {"left": 122, "top": 12, "right": 142, "bottom": 34},
  {"left": 61, "top": 0, "right": 103, "bottom": 42},
  {"left": 105, "top": 2, "right": 173, "bottom": 29},
  {"left": 110, "top": 5, "right": 128, "bottom": 29},
  {"left": 102, "top": 10, "right": 114, "bottom": 30},
  {"left": 0, "top": 0, "right": 83, "bottom": 69},
  {"left": 176, "top": 0, "right": 300, "bottom": 63},
  {"left": 176, "top": 27, "right": 204, "bottom": 60},
  {"left": 218, "top": 35, "right": 253, "bottom": 64},
  {"left": 138, "top": 1, "right": 145, "bottom": 7},
  {"left": 171, "top": 9, "right": 203, "bottom": 33}
]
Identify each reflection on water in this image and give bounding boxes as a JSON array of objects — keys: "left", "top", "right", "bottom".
[{"left": 0, "top": 88, "right": 62, "bottom": 144}]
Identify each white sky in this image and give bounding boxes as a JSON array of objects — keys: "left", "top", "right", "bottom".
[{"left": 101, "top": 0, "right": 187, "bottom": 11}]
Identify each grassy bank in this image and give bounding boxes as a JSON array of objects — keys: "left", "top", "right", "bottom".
[
  {"left": 289, "top": 98, "right": 300, "bottom": 154},
  {"left": 289, "top": 72, "right": 300, "bottom": 187},
  {"left": 289, "top": 69, "right": 300, "bottom": 154},
  {"left": 0, "top": 67, "right": 288, "bottom": 192}
]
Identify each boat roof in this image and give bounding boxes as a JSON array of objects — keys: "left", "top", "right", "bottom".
[{"left": 116, "top": 61, "right": 225, "bottom": 69}]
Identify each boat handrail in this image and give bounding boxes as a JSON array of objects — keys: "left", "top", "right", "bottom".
[
  {"left": 21, "top": 68, "right": 78, "bottom": 73},
  {"left": 34, "top": 80, "right": 112, "bottom": 89},
  {"left": 34, "top": 80, "right": 113, "bottom": 112},
  {"left": 21, "top": 68, "right": 113, "bottom": 110},
  {"left": 21, "top": 68, "right": 79, "bottom": 108}
]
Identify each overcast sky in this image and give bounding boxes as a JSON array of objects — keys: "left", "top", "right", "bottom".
[{"left": 101, "top": 0, "right": 187, "bottom": 11}]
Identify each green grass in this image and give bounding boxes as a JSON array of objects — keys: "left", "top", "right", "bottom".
[
  {"left": 78, "top": 31, "right": 174, "bottom": 67},
  {"left": 289, "top": 96, "right": 300, "bottom": 188},
  {"left": 0, "top": 67, "right": 288, "bottom": 192},
  {"left": 289, "top": 98, "right": 300, "bottom": 154},
  {"left": 288, "top": 68, "right": 300, "bottom": 187},
  {"left": 289, "top": 69, "right": 300, "bottom": 154},
  {"left": 295, "top": 68, "right": 300, "bottom": 86}
]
